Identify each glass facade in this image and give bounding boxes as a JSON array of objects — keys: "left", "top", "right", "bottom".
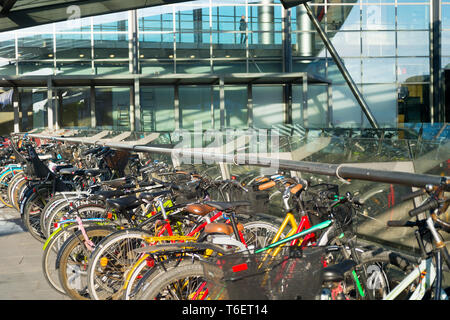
[{"left": 0, "top": 0, "right": 447, "bottom": 134}]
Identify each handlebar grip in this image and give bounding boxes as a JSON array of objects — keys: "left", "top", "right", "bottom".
[
  {"left": 387, "top": 220, "right": 416, "bottom": 227},
  {"left": 408, "top": 198, "right": 439, "bottom": 217},
  {"left": 258, "top": 180, "right": 276, "bottom": 191},
  {"left": 401, "top": 189, "right": 425, "bottom": 202},
  {"left": 290, "top": 184, "right": 303, "bottom": 194}
]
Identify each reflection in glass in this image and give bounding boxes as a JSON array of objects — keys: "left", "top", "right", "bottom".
[
  {"left": 397, "top": 31, "right": 429, "bottom": 57},
  {"left": 253, "top": 85, "right": 284, "bottom": 128},
  {"left": 140, "top": 86, "right": 175, "bottom": 132},
  {"left": 180, "top": 86, "right": 213, "bottom": 130},
  {"left": 397, "top": 84, "right": 430, "bottom": 123},
  {"left": 397, "top": 57, "right": 429, "bottom": 83},
  {"left": 58, "top": 88, "right": 91, "bottom": 128},
  {"left": 362, "top": 58, "right": 396, "bottom": 83},
  {"left": 95, "top": 87, "right": 130, "bottom": 130},
  {"left": 361, "top": 31, "right": 395, "bottom": 57}
]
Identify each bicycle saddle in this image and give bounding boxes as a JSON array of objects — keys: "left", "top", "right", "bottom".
[
  {"left": 204, "top": 201, "right": 251, "bottom": 211},
  {"left": 106, "top": 196, "right": 141, "bottom": 212},
  {"left": 185, "top": 203, "right": 215, "bottom": 216},
  {"left": 204, "top": 222, "right": 244, "bottom": 235},
  {"left": 322, "top": 259, "right": 356, "bottom": 282},
  {"left": 138, "top": 190, "right": 172, "bottom": 202}
]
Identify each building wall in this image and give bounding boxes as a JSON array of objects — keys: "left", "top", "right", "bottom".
[{"left": 0, "top": 0, "right": 447, "bottom": 134}]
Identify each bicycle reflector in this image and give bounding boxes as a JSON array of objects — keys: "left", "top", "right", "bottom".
[
  {"left": 100, "top": 257, "right": 108, "bottom": 268},
  {"left": 232, "top": 263, "right": 248, "bottom": 273}
]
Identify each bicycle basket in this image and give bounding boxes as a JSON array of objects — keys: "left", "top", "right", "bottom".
[{"left": 206, "top": 246, "right": 326, "bottom": 300}]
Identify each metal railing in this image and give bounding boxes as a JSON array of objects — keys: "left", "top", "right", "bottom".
[{"left": 12, "top": 132, "right": 450, "bottom": 190}]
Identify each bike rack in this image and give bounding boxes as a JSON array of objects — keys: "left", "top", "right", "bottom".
[{"left": 11, "top": 132, "right": 450, "bottom": 191}]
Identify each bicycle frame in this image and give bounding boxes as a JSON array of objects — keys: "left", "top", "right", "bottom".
[{"left": 384, "top": 256, "right": 448, "bottom": 300}]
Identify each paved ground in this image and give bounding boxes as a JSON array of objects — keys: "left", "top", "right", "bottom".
[{"left": 0, "top": 206, "right": 68, "bottom": 300}]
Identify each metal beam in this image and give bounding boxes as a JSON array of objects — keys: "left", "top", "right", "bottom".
[
  {"left": 0, "top": 0, "right": 17, "bottom": 15},
  {"left": 302, "top": 3, "right": 379, "bottom": 130}
]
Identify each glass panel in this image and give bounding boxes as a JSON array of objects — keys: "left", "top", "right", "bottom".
[
  {"left": 18, "top": 62, "right": 54, "bottom": 75},
  {"left": 19, "top": 88, "right": 48, "bottom": 131},
  {"left": 362, "top": 58, "right": 396, "bottom": 83},
  {"left": 140, "top": 86, "right": 175, "bottom": 132},
  {"left": 328, "top": 58, "right": 361, "bottom": 85},
  {"left": 179, "top": 86, "right": 213, "bottom": 130},
  {"left": 56, "top": 62, "right": 93, "bottom": 75},
  {"left": 92, "top": 12, "right": 128, "bottom": 32},
  {"left": 442, "top": 31, "right": 450, "bottom": 58},
  {"left": 253, "top": 85, "right": 284, "bottom": 129},
  {"left": 139, "top": 33, "right": 174, "bottom": 60},
  {"left": 94, "top": 62, "right": 129, "bottom": 75},
  {"left": 443, "top": 4, "right": 450, "bottom": 29},
  {"left": 94, "top": 33, "right": 129, "bottom": 59},
  {"left": 327, "top": 85, "right": 362, "bottom": 128},
  {"left": 213, "top": 60, "right": 247, "bottom": 73},
  {"left": 176, "top": 61, "right": 211, "bottom": 73},
  {"left": 17, "top": 34, "right": 54, "bottom": 60},
  {"left": 56, "top": 33, "right": 91, "bottom": 59},
  {"left": 141, "top": 61, "right": 174, "bottom": 75},
  {"left": 326, "top": 5, "right": 360, "bottom": 31},
  {"left": 361, "top": 84, "right": 397, "bottom": 127},
  {"left": 95, "top": 87, "right": 131, "bottom": 130},
  {"left": 361, "top": 31, "right": 395, "bottom": 57},
  {"left": 248, "top": 60, "right": 282, "bottom": 73},
  {"left": 362, "top": 4, "right": 395, "bottom": 30},
  {"left": 224, "top": 86, "right": 248, "bottom": 128},
  {"left": 58, "top": 88, "right": 91, "bottom": 128},
  {"left": 397, "top": 5, "right": 429, "bottom": 30},
  {"left": 55, "top": 16, "right": 91, "bottom": 33},
  {"left": 397, "top": 57, "right": 429, "bottom": 83},
  {"left": 397, "top": 31, "right": 429, "bottom": 57},
  {"left": 0, "top": 32, "right": 16, "bottom": 59},
  {"left": 307, "top": 84, "right": 329, "bottom": 128},
  {"left": 397, "top": 83, "right": 430, "bottom": 123},
  {"left": 330, "top": 31, "right": 361, "bottom": 57}
]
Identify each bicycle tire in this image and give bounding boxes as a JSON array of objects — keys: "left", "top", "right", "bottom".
[
  {"left": 22, "top": 187, "right": 52, "bottom": 242},
  {"left": 86, "top": 228, "right": 155, "bottom": 300},
  {"left": 42, "top": 224, "right": 82, "bottom": 295},
  {"left": 137, "top": 260, "right": 225, "bottom": 300},
  {"left": 57, "top": 225, "right": 116, "bottom": 300},
  {"left": 43, "top": 199, "right": 101, "bottom": 239}
]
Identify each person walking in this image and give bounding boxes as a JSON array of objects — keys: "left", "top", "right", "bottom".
[{"left": 239, "top": 15, "right": 247, "bottom": 44}]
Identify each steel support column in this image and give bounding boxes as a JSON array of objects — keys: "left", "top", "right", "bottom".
[{"left": 302, "top": 3, "right": 379, "bottom": 130}]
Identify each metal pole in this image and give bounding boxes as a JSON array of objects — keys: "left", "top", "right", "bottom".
[{"left": 302, "top": 3, "right": 379, "bottom": 130}]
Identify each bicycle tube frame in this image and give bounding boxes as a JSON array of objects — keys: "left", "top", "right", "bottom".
[
  {"left": 255, "top": 219, "right": 333, "bottom": 254},
  {"left": 383, "top": 257, "right": 437, "bottom": 300}
]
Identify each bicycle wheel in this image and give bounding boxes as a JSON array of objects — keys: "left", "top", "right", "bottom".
[
  {"left": 137, "top": 260, "right": 225, "bottom": 300},
  {"left": 58, "top": 225, "right": 116, "bottom": 300},
  {"left": 123, "top": 242, "right": 229, "bottom": 300},
  {"left": 0, "top": 169, "right": 20, "bottom": 207},
  {"left": 242, "top": 220, "right": 285, "bottom": 250},
  {"left": 42, "top": 224, "right": 83, "bottom": 295},
  {"left": 353, "top": 249, "right": 414, "bottom": 300},
  {"left": 86, "top": 228, "right": 154, "bottom": 300},
  {"left": 44, "top": 200, "right": 103, "bottom": 239},
  {"left": 7, "top": 172, "right": 25, "bottom": 210},
  {"left": 22, "top": 186, "right": 51, "bottom": 242},
  {"left": 40, "top": 195, "right": 67, "bottom": 236}
]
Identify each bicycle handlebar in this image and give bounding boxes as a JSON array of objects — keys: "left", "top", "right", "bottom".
[
  {"left": 408, "top": 198, "right": 440, "bottom": 217},
  {"left": 401, "top": 189, "right": 426, "bottom": 202}
]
